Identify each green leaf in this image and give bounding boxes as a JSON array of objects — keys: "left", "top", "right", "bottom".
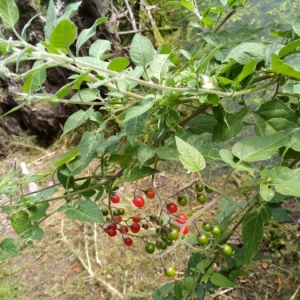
[
  {"left": 156, "top": 147, "right": 180, "bottom": 161},
  {"left": 292, "top": 15, "right": 300, "bottom": 36},
  {"left": 36, "top": 187, "right": 58, "bottom": 200},
  {"left": 80, "top": 130, "right": 102, "bottom": 167},
  {"left": 149, "top": 54, "right": 170, "bottom": 82},
  {"left": 50, "top": 19, "right": 77, "bottom": 54},
  {"left": 215, "top": 197, "right": 247, "bottom": 221},
  {"left": 31, "top": 227, "right": 44, "bottom": 240},
  {"left": 130, "top": 34, "right": 155, "bottom": 67},
  {"left": 279, "top": 39, "right": 300, "bottom": 58},
  {"left": 61, "top": 109, "right": 94, "bottom": 138},
  {"left": 181, "top": 134, "right": 221, "bottom": 160},
  {"left": 226, "top": 42, "right": 265, "bottom": 64},
  {"left": 219, "top": 149, "right": 254, "bottom": 175},
  {"left": 108, "top": 57, "right": 130, "bottom": 72},
  {"left": 44, "top": 0, "right": 56, "bottom": 42},
  {"left": 184, "top": 277, "right": 195, "bottom": 292},
  {"left": 186, "top": 115, "right": 217, "bottom": 134},
  {"left": 242, "top": 206, "right": 271, "bottom": 264},
  {"left": 76, "top": 17, "right": 107, "bottom": 55},
  {"left": 54, "top": 147, "right": 80, "bottom": 167},
  {"left": 196, "top": 258, "right": 211, "bottom": 271},
  {"left": 123, "top": 98, "right": 154, "bottom": 123},
  {"left": 259, "top": 184, "right": 274, "bottom": 202},
  {"left": 0, "top": 0, "right": 19, "bottom": 29},
  {"left": 253, "top": 99, "right": 298, "bottom": 135},
  {"left": 138, "top": 145, "right": 157, "bottom": 167},
  {"left": 233, "top": 60, "right": 256, "bottom": 88},
  {"left": 21, "top": 14, "right": 40, "bottom": 40},
  {"left": 165, "top": 109, "right": 180, "bottom": 128},
  {"left": 271, "top": 166, "right": 300, "bottom": 197},
  {"left": 118, "top": 166, "right": 159, "bottom": 183},
  {"left": 173, "top": 281, "right": 184, "bottom": 299},
  {"left": 232, "top": 133, "right": 289, "bottom": 162},
  {"left": 175, "top": 136, "right": 206, "bottom": 172},
  {"left": 55, "top": 1, "right": 81, "bottom": 24},
  {"left": 210, "top": 273, "right": 235, "bottom": 287},
  {"left": 212, "top": 108, "right": 248, "bottom": 142},
  {"left": 29, "top": 202, "right": 49, "bottom": 222},
  {"left": 282, "top": 82, "right": 300, "bottom": 95},
  {"left": 288, "top": 129, "right": 300, "bottom": 151},
  {"left": 124, "top": 113, "right": 147, "bottom": 145},
  {"left": 11, "top": 211, "right": 33, "bottom": 238},
  {"left": 270, "top": 53, "right": 300, "bottom": 80},
  {"left": 266, "top": 203, "right": 293, "bottom": 222},
  {"left": 89, "top": 39, "right": 111, "bottom": 59},
  {"left": 0, "top": 163, "right": 16, "bottom": 189},
  {"left": 0, "top": 238, "right": 18, "bottom": 260},
  {"left": 283, "top": 53, "right": 300, "bottom": 71},
  {"left": 69, "top": 88, "right": 99, "bottom": 102},
  {"left": 181, "top": 0, "right": 194, "bottom": 9},
  {"left": 31, "top": 60, "right": 46, "bottom": 87},
  {"left": 65, "top": 199, "right": 104, "bottom": 223}
]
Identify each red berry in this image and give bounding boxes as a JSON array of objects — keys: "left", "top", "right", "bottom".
[
  {"left": 111, "top": 194, "right": 120, "bottom": 203},
  {"left": 130, "top": 223, "right": 141, "bottom": 233},
  {"left": 132, "top": 215, "right": 141, "bottom": 223},
  {"left": 108, "top": 229, "right": 117, "bottom": 237},
  {"left": 108, "top": 223, "right": 117, "bottom": 230},
  {"left": 119, "top": 226, "right": 129, "bottom": 234},
  {"left": 145, "top": 188, "right": 155, "bottom": 199},
  {"left": 114, "top": 215, "right": 122, "bottom": 222},
  {"left": 133, "top": 196, "right": 145, "bottom": 208},
  {"left": 176, "top": 213, "right": 188, "bottom": 224},
  {"left": 181, "top": 226, "right": 189, "bottom": 234},
  {"left": 167, "top": 203, "right": 178, "bottom": 214},
  {"left": 124, "top": 237, "right": 133, "bottom": 246}
]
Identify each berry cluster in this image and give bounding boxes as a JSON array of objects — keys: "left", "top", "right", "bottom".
[{"left": 99, "top": 184, "right": 233, "bottom": 277}]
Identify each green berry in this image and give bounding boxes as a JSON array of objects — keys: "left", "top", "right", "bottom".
[
  {"left": 196, "top": 194, "right": 207, "bottom": 204},
  {"left": 195, "top": 184, "right": 204, "bottom": 193},
  {"left": 177, "top": 196, "right": 188, "bottom": 206},
  {"left": 197, "top": 233, "right": 209, "bottom": 246},
  {"left": 211, "top": 225, "right": 221, "bottom": 236},
  {"left": 221, "top": 244, "right": 232, "bottom": 256},
  {"left": 164, "top": 266, "right": 176, "bottom": 277},
  {"left": 202, "top": 222, "right": 211, "bottom": 232}
]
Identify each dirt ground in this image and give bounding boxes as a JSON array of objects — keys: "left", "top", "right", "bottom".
[{"left": 0, "top": 143, "right": 299, "bottom": 300}]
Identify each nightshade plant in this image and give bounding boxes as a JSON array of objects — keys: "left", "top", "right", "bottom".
[{"left": 0, "top": 0, "right": 299, "bottom": 299}]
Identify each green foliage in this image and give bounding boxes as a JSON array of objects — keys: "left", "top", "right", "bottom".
[{"left": 0, "top": 0, "right": 299, "bottom": 299}]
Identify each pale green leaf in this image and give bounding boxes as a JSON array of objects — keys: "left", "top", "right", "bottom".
[
  {"left": 76, "top": 17, "right": 107, "bottom": 55},
  {"left": 270, "top": 53, "right": 300, "bottom": 80},
  {"left": 54, "top": 147, "right": 80, "bottom": 167},
  {"left": 271, "top": 166, "right": 300, "bottom": 197},
  {"left": 175, "top": 137, "right": 205, "bottom": 172},
  {"left": 180, "top": 0, "right": 194, "bottom": 9},
  {"left": 61, "top": 109, "right": 94, "bottom": 138},
  {"left": 123, "top": 98, "right": 154, "bottom": 123},
  {"left": 232, "top": 133, "right": 289, "bottom": 162},
  {"left": 0, "top": 163, "right": 16, "bottom": 189},
  {"left": 292, "top": 15, "right": 300, "bottom": 36},
  {"left": 149, "top": 54, "right": 169, "bottom": 82},
  {"left": 233, "top": 60, "right": 256, "bottom": 87},
  {"left": 29, "top": 202, "right": 49, "bottom": 222},
  {"left": 288, "top": 129, "right": 300, "bottom": 151},
  {"left": 65, "top": 199, "right": 104, "bottom": 223},
  {"left": 0, "top": 0, "right": 19, "bottom": 29},
  {"left": 89, "top": 39, "right": 111, "bottom": 59},
  {"left": 80, "top": 130, "right": 102, "bottom": 167},
  {"left": 69, "top": 88, "right": 99, "bottom": 102},
  {"left": 156, "top": 147, "right": 180, "bottom": 161},
  {"left": 31, "top": 60, "right": 46, "bottom": 87},
  {"left": 138, "top": 145, "right": 157, "bottom": 167},
  {"left": 130, "top": 34, "right": 155, "bottom": 67},
  {"left": 44, "top": 0, "right": 56, "bottom": 42},
  {"left": 210, "top": 273, "right": 235, "bottom": 287},
  {"left": 279, "top": 39, "right": 300, "bottom": 58}
]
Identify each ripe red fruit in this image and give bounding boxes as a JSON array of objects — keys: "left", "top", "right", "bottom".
[
  {"left": 167, "top": 202, "right": 178, "bottom": 214},
  {"left": 181, "top": 226, "right": 189, "bottom": 234},
  {"left": 124, "top": 237, "right": 133, "bottom": 246},
  {"left": 107, "top": 229, "right": 117, "bottom": 237},
  {"left": 108, "top": 223, "right": 117, "bottom": 230},
  {"left": 130, "top": 223, "right": 141, "bottom": 233},
  {"left": 133, "top": 196, "right": 145, "bottom": 208},
  {"left": 176, "top": 213, "right": 188, "bottom": 224},
  {"left": 145, "top": 188, "right": 155, "bottom": 199},
  {"left": 119, "top": 226, "right": 129, "bottom": 234},
  {"left": 132, "top": 215, "right": 141, "bottom": 223},
  {"left": 111, "top": 194, "right": 120, "bottom": 203},
  {"left": 114, "top": 215, "right": 122, "bottom": 222}
]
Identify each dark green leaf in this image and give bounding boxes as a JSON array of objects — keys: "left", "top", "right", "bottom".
[
  {"left": 124, "top": 113, "right": 147, "bottom": 145},
  {"left": 242, "top": 206, "right": 271, "bottom": 264},
  {"left": 270, "top": 53, "right": 300, "bottom": 80},
  {"left": 54, "top": 148, "right": 80, "bottom": 167},
  {"left": 138, "top": 145, "right": 157, "bottom": 167},
  {"left": 233, "top": 60, "right": 256, "bottom": 88},
  {"left": 173, "top": 281, "right": 184, "bottom": 299},
  {"left": 117, "top": 167, "right": 159, "bottom": 184},
  {"left": 80, "top": 130, "right": 102, "bottom": 167},
  {"left": 11, "top": 211, "right": 33, "bottom": 238},
  {"left": 123, "top": 98, "right": 154, "bottom": 123},
  {"left": 0, "top": 238, "right": 18, "bottom": 260},
  {"left": 186, "top": 115, "right": 217, "bottom": 134},
  {"left": 156, "top": 147, "right": 180, "bottom": 161},
  {"left": 266, "top": 203, "right": 293, "bottom": 222}
]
